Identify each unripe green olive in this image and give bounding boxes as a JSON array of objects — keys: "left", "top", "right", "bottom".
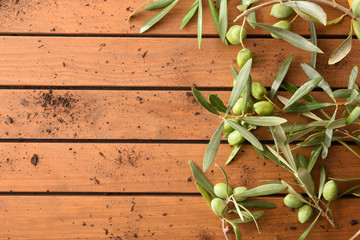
[
  {"left": 284, "top": 194, "right": 303, "bottom": 208},
  {"left": 353, "top": 0, "right": 360, "bottom": 17},
  {"left": 298, "top": 155, "right": 308, "bottom": 169},
  {"left": 228, "top": 130, "right": 245, "bottom": 146},
  {"left": 224, "top": 118, "right": 239, "bottom": 132},
  {"left": 254, "top": 101, "right": 273, "bottom": 115},
  {"left": 251, "top": 82, "right": 267, "bottom": 100},
  {"left": 211, "top": 198, "right": 228, "bottom": 217},
  {"left": 298, "top": 205, "right": 313, "bottom": 223},
  {"left": 226, "top": 25, "right": 247, "bottom": 45},
  {"left": 233, "top": 187, "right": 248, "bottom": 202},
  {"left": 233, "top": 98, "right": 251, "bottom": 114},
  {"left": 323, "top": 180, "right": 339, "bottom": 201},
  {"left": 237, "top": 48, "right": 254, "bottom": 68},
  {"left": 214, "top": 183, "right": 233, "bottom": 199},
  {"left": 270, "top": 4, "right": 295, "bottom": 18},
  {"left": 271, "top": 20, "right": 292, "bottom": 39}
]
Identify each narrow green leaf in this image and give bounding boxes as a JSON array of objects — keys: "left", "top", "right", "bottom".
[
  {"left": 281, "top": 180, "right": 311, "bottom": 205},
  {"left": 328, "top": 24, "right": 352, "bottom": 65},
  {"left": 298, "top": 168, "right": 315, "bottom": 194},
  {"left": 195, "top": 182, "right": 212, "bottom": 206},
  {"left": 236, "top": 203, "right": 260, "bottom": 233},
  {"left": 298, "top": 213, "right": 321, "bottom": 240},
  {"left": 309, "top": 22, "right": 317, "bottom": 70},
  {"left": 127, "top": 0, "right": 153, "bottom": 21},
  {"left": 226, "top": 59, "right": 253, "bottom": 114},
  {"left": 250, "top": 22, "right": 323, "bottom": 53},
  {"left": 347, "top": 105, "right": 360, "bottom": 125},
  {"left": 348, "top": 66, "right": 359, "bottom": 89},
  {"left": 283, "top": 124, "right": 313, "bottom": 133},
  {"left": 273, "top": 125, "right": 297, "bottom": 171},
  {"left": 231, "top": 66, "right": 239, "bottom": 78},
  {"left": 218, "top": 0, "right": 228, "bottom": 42},
  {"left": 269, "top": 54, "right": 294, "bottom": 100},
  {"left": 208, "top": 0, "right": 220, "bottom": 34},
  {"left": 240, "top": 200, "right": 276, "bottom": 209},
  {"left": 216, "top": 164, "right": 231, "bottom": 198},
  {"left": 322, "top": 111, "right": 336, "bottom": 159},
  {"left": 333, "top": 89, "right": 354, "bottom": 98},
  {"left": 180, "top": 0, "right": 199, "bottom": 29},
  {"left": 285, "top": 102, "right": 335, "bottom": 113},
  {"left": 284, "top": 78, "right": 322, "bottom": 109},
  {"left": 234, "top": 184, "right": 286, "bottom": 198},
  {"left": 224, "top": 219, "right": 241, "bottom": 240},
  {"left": 288, "top": 127, "right": 318, "bottom": 143},
  {"left": 145, "top": 0, "right": 175, "bottom": 10},
  {"left": 224, "top": 119, "right": 263, "bottom": 150},
  {"left": 191, "top": 88, "right": 219, "bottom": 115},
  {"left": 189, "top": 161, "right": 216, "bottom": 197},
  {"left": 266, "top": 145, "right": 294, "bottom": 171},
  {"left": 280, "top": 81, "right": 316, "bottom": 102},
  {"left": 197, "top": 0, "right": 203, "bottom": 49},
  {"left": 203, "top": 121, "right": 224, "bottom": 171},
  {"left": 231, "top": 211, "right": 264, "bottom": 223},
  {"left": 209, "top": 94, "right": 227, "bottom": 113},
  {"left": 284, "top": 1, "right": 327, "bottom": 25},
  {"left": 329, "top": 177, "right": 360, "bottom": 181},
  {"left": 140, "top": 0, "right": 179, "bottom": 33},
  {"left": 307, "top": 145, "right": 322, "bottom": 172},
  {"left": 326, "top": 14, "right": 346, "bottom": 25},
  {"left": 317, "top": 165, "right": 326, "bottom": 200},
  {"left": 354, "top": 193, "right": 360, "bottom": 197},
  {"left": 338, "top": 185, "right": 360, "bottom": 198},
  {"left": 226, "top": 144, "right": 242, "bottom": 165},
  {"left": 237, "top": 116, "right": 287, "bottom": 126},
  {"left": 247, "top": 12, "right": 256, "bottom": 29},
  {"left": 346, "top": 89, "right": 360, "bottom": 105},
  {"left": 352, "top": 20, "right": 360, "bottom": 42},
  {"left": 242, "top": 77, "right": 252, "bottom": 114}
]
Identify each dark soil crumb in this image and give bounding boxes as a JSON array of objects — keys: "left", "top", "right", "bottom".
[
  {"left": 19, "top": 99, "right": 29, "bottom": 106},
  {"left": 290, "top": 208, "right": 295, "bottom": 212},
  {"left": 114, "top": 237, "right": 122, "bottom": 240},
  {"left": 187, "top": 176, "right": 192, "bottom": 182},
  {"left": 198, "top": 232, "right": 213, "bottom": 240},
  {"left": 162, "top": 213, "right": 167, "bottom": 216},
  {"left": 103, "top": 228, "right": 108, "bottom": 235},
  {"left": 5, "top": 116, "right": 13, "bottom": 124},
  {"left": 133, "top": 233, "right": 138, "bottom": 238},
  {"left": 82, "top": 222, "right": 86, "bottom": 226},
  {"left": 141, "top": 51, "right": 148, "bottom": 58},
  {"left": 30, "top": 154, "right": 38, "bottom": 166},
  {"left": 290, "top": 226, "right": 297, "bottom": 230},
  {"left": 350, "top": 220, "right": 359, "bottom": 226},
  {"left": 194, "top": 112, "right": 200, "bottom": 115}
]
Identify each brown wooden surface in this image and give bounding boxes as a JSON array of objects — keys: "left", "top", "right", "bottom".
[
  {"left": 0, "top": 196, "right": 358, "bottom": 240},
  {"left": 0, "top": 143, "right": 358, "bottom": 193},
  {"left": 0, "top": 37, "right": 358, "bottom": 87}
]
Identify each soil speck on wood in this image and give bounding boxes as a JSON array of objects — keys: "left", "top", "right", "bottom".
[{"left": 30, "top": 154, "right": 38, "bottom": 166}]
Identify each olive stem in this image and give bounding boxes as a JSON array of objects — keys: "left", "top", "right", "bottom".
[
  {"left": 240, "top": 17, "right": 247, "bottom": 49},
  {"left": 263, "top": 95, "right": 284, "bottom": 112},
  {"left": 221, "top": 218, "right": 231, "bottom": 240},
  {"left": 290, "top": 14, "right": 299, "bottom": 24},
  {"left": 233, "top": 0, "right": 360, "bottom": 23},
  {"left": 349, "top": 229, "right": 360, "bottom": 240}
]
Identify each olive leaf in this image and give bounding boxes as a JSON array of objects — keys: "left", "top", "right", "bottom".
[
  {"left": 224, "top": 219, "right": 241, "bottom": 240},
  {"left": 281, "top": 180, "right": 311, "bottom": 205},
  {"left": 354, "top": 193, "right": 360, "bottom": 197},
  {"left": 298, "top": 213, "right": 321, "bottom": 240},
  {"left": 180, "top": 0, "right": 199, "bottom": 29},
  {"left": 231, "top": 65, "right": 239, "bottom": 78},
  {"left": 266, "top": 145, "right": 294, "bottom": 172},
  {"left": 326, "top": 14, "right": 346, "bottom": 25},
  {"left": 298, "top": 168, "right": 315, "bottom": 194},
  {"left": 218, "top": 0, "right": 228, "bottom": 42},
  {"left": 216, "top": 164, "right": 231, "bottom": 198},
  {"left": 242, "top": 0, "right": 256, "bottom": 29},
  {"left": 145, "top": 0, "right": 175, "bottom": 10},
  {"left": 203, "top": 121, "right": 224, "bottom": 171},
  {"left": 353, "top": 20, "right": 360, "bottom": 42},
  {"left": 226, "top": 59, "right": 252, "bottom": 115},
  {"left": 189, "top": 160, "right": 216, "bottom": 197},
  {"left": 307, "top": 145, "right": 323, "bottom": 172},
  {"left": 285, "top": 102, "right": 335, "bottom": 113},
  {"left": 239, "top": 200, "right": 277, "bottom": 209},
  {"left": 284, "top": 1, "right": 327, "bottom": 25},
  {"left": 348, "top": 66, "right": 359, "bottom": 89},
  {"left": 309, "top": 22, "right": 317, "bottom": 70},
  {"left": 333, "top": 89, "right": 354, "bottom": 98},
  {"left": 346, "top": 90, "right": 360, "bottom": 105},
  {"left": 208, "top": 0, "right": 220, "bottom": 35},
  {"left": 347, "top": 105, "right": 360, "bottom": 125},
  {"left": 326, "top": 119, "right": 347, "bottom": 129},
  {"left": 224, "top": 118, "right": 263, "bottom": 150},
  {"left": 231, "top": 211, "right": 264, "bottom": 223},
  {"left": 237, "top": 116, "right": 287, "bottom": 126},
  {"left": 209, "top": 94, "right": 227, "bottom": 113},
  {"left": 269, "top": 54, "right": 294, "bottom": 100},
  {"left": 273, "top": 125, "right": 297, "bottom": 171},
  {"left": 278, "top": 95, "right": 323, "bottom": 121},
  {"left": 318, "top": 165, "right": 326, "bottom": 200},
  {"left": 249, "top": 22, "right": 323, "bottom": 53},
  {"left": 127, "top": 0, "right": 153, "bottom": 21},
  {"left": 140, "top": 0, "right": 180, "bottom": 33},
  {"left": 192, "top": 88, "right": 219, "bottom": 115},
  {"left": 225, "top": 144, "right": 242, "bottom": 165},
  {"left": 242, "top": 77, "right": 252, "bottom": 114},
  {"left": 329, "top": 177, "right": 360, "bottom": 181},
  {"left": 338, "top": 185, "right": 360, "bottom": 198},
  {"left": 234, "top": 184, "right": 286, "bottom": 198},
  {"left": 195, "top": 182, "right": 212, "bottom": 206},
  {"left": 280, "top": 81, "right": 316, "bottom": 102},
  {"left": 322, "top": 111, "right": 336, "bottom": 159},
  {"left": 328, "top": 24, "right": 353, "bottom": 65},
  {"left": 197, "top": 0, "right": 203, "bottom": 48},
  {"left": 235, "top": 203, "right": 260, "bottom": 233},
  {"left": 288, "top": 127, "right": 317, "bottom": 143},
  {"left": 284, "top": 77, "right": 322, "bottom": 110}
]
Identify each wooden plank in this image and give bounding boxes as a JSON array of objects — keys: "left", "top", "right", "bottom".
[
  {"left": 0, "top": 196, "right": 358, "bottom": 239},
  {"left": 0, "top": 0, "right": 352, "bottom": 36},
  {"left": 0, "top": 143, "right": 358, "bottom": 193},
  {"left": 0, "top": 37, "right": 358, "bottom": 87},
  {"left": 0, "top": 90, "right": 349, "bottom": 140}
]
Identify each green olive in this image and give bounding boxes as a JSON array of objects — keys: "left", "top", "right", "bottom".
[
  {"left": 224, "top": 118, "right": 239, "bottom": 132},
  {"left": 237, "top": 48, "right": 254, "bottom": 68},
  {"left": 323, "top": 180, "right": 339, "bottom": 201},
  {"left": 233, "top": 187, "right": 248, "bottom": 202},
  {"left": 226, "top": 25, "right": 247, "bottom": 45},
  {"left": 298, "top": 155, "right": 308, "bottom": 169},
  {"left": 211, "top": 198, "right": 228, "bottom": 217},
  {"left": 254, "top": 101, "right": 273, "bottom": 115},
  {"left": 284, "top": 194, "right": 303, "bottom": 208},
  {"left": 353, "top": 20, "right": 360, "bottom": 41},
  {"left": 298, "top": 205, "right": 313, "bottom": 224},
  {"left": 228, "top": 130, "right": 245, "bottom": 146},
  {"left": 353, "top": 0, "right": 360, "bottom": 17},
  {"left": 214, "top": 183, "right": 233, "bottom": 199},
  {"left": 233, "top": 98, "right": 251, "bottom": 115},
  {"left": 251, "top": 82, "right": 267, "bottom": 100},
  {"left": 270, "top": 4, "right": 295, "bottom": 18},
  {"left": 271, "top": 20, "right": 292, "bottom": 39}
]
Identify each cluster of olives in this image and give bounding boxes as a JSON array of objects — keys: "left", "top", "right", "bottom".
[
  {"left": 224, "top": 81, "right": 273, "bottom": 146},
  {"left": 211, "top": 182, "right": 248, "bottom": 216},
  {"left": 284, "top": 180, "right": 339, "bottom": 224}
]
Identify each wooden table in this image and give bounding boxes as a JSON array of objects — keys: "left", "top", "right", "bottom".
[{"left": 0, "top": 0, "right": 359, "bottom": 239}]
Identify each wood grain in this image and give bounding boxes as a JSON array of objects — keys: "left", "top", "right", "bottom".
[
  {"left": 0, "top": 143, "right": 358, "bottom": 193},
  {"left": 0, "top": 0, "right": 353, "bottom": 36},
  {"left": 0, "top": 196, "right": 358, "bottom": 240},
  {"left": 0, "top": 37, "right": 358, "bottom": 87}
]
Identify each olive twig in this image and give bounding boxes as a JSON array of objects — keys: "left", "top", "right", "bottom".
[
  {"left": 221, "top": 218, "right": 231, "bottom": 240},
  {"left": 263, "top": 95, "right": 284, "bottom": 112},
  {"left": 233, "top": 0, "right": 360, "bottom": 22},
  {"left": 290, "top": 14, "right": 299, "bottom": 24},
  {"left": 240, "top": 17, "right": 247, "bottom": 49}
]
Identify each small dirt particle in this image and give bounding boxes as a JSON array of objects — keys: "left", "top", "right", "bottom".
[
  {"left": 350, "top": 220, "right": 358, "bottom": 226},
  {"left": 162, "top": 213, "right": 167, "bottom": 216},
  {"left": 20, "top": 99, "right": 29, "bottom": 106},
  {"left": 82, "top": 222, "right": 86, "bottom": 226},
  {"left": 290, "top": 226, "right": 297, "bottom": 230},
  {"left": 187, "top": 176, "right": 192, "bottom": 182},
  {"left": 6, "top": 117, "right": 13, "bottom": 124},
  {"left": 141, "top": 51, "right": 148, "bottom": 58},
  {"left": 194, "top": 112, "right": 200, "bottom": 115},
  {"left": 114, "top": 237, "right": 122, "bottom": 240},
  {"left": 30, "top": 154, "right": 38, "bottom": 166}
]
